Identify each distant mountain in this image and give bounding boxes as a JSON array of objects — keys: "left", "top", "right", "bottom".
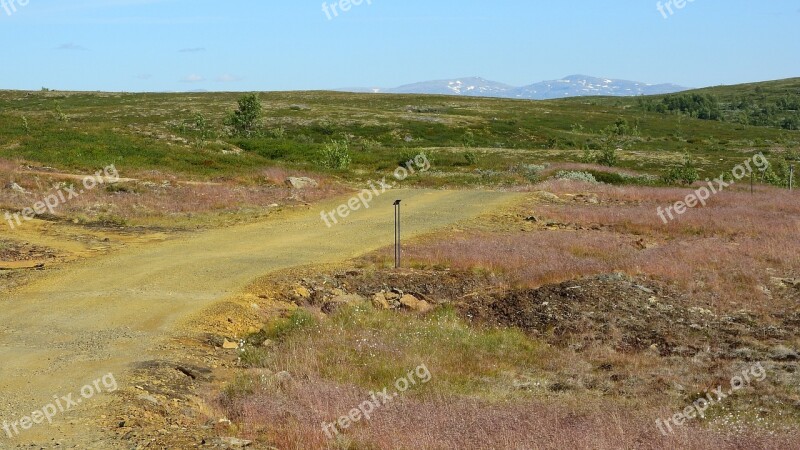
[
  {"left": 340, "top": 75, "right": 690, "bottom": 99},
  {"left": 384, "top": 77, "right": 515, "bottom": 97},
  {"left": 508, "top": 75, "right": 689, "bottom": 99}
]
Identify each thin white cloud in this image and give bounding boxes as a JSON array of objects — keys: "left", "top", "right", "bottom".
[
  {"left": 180, "top": 74, "right": 205, "bottom": 83},
  {"left": 56, "top": 43, "right": 88, "bottom": 51}
]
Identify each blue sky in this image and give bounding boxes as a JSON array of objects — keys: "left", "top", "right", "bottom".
[{"left": 0, "top": 0, "right": 798, "bottom": 92}]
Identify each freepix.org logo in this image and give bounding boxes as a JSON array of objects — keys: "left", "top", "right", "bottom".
[
  {"left": 322, "top": 0, "right": 372, "bottom": 21},
  {"left": 1, "top": 0, "right": 30, "bottom": 18},
  {"left": 656, "top": 0, "right": 696, "bottom": 19}
]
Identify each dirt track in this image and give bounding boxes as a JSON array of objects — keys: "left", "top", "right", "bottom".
[{"left": 0, "top": 189, "right": 519, "bottom": 447}]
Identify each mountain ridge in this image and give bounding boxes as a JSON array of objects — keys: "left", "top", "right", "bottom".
[{"left": 339, "top": 75, "right": 691, "bottom": 99}]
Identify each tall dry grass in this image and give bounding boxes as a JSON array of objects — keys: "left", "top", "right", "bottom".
[
  {"left": 400, "top": 181, "right": 800, "bottom": 314},
  {"left": 217, "top": 377, "right": 798, "bottom": 450},
  {"left": 0, "top": 160, "right": 346, "bottom": 224}
]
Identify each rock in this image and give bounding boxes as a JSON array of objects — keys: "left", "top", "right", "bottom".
[
  {"left": 222, "top": 339, "right": 239, "bottom": 350},
  {"left": 399, "top": 294, "right": 433, "bottom": 313},
  {"left": 274, "top": 371, "right": 293, "bottom": 388},
  {"left": 8, "top": 182, "right": 28, "bottom": 194},
  {"left": 372, "top": 292, "right": 391, "bottom": 309},
  {"left": 137, "top": 393, "right": 159, "bottom": 405},
  {"left": 218, "top": 437, "right": 252, "bottom": 448},
  {"left": 293, "top": 286, "right": 311, "bottom": 299},
  {"left": 634, "top": 285, "right": 654, "bottom": 294},
  {"left": 285, "top": 177, "right": 318, "bottom": 189},
  {"left": 385, "top": 291, "right": 401, "bottom": 301},
  {"left": 771, "top": 277, "right": 800, "bottom": 288},
  {"left": 771, "top": 345, "right": 798, "bottom": 361},
  {"left": 524, "top": 216, "right": 539, "bottom": 222},
  {"left": 575, "top": 194, "right": 599, "bottom": 204},
  {"left": 322, "top": 294, "right": 365, "bottom": 314},
  {"left": 535, "top": 191, "right": 560, "bottom": 202}
]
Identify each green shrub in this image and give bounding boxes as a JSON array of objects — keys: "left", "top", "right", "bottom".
[
  {"left": 516, "top": 164, "right": 547, "bottom": 182},
  {"left": 663, "top": 155, "right": 699, "bottom": 185},
  {"left": 463, "top": 151, "right": 478, "bottom": 166},
  {"left": 555, "top": 171, "right": 598, "bottom": 183},
  {"left": 462, "top": 130, "right": 476, "bottom": 148},
  {"left": 597, "top": 147, "right": 619, "bottom": 167},
  {"left": 259, "top": 309, "right": 318, "bottom": 342},
  {"left": 225, "top": 93, "right": 263, "bottom": 135},
  {"left": 398, "top": 150, "right": 433, "bottom": 168},
  {"left": 320, "top": 139, "right": 352, "bottom": 169},
  {"left": 589, "top": 171, "right": 659, "bottom": 186}
]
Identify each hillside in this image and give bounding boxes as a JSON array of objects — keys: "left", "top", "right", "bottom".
[{"left": 1, "top": 78, "right": 798, "bottom": 186}]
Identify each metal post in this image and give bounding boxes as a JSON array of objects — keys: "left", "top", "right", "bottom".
[
  {"left": 393, "top": 200, "right": 402, "bottom": 269},
  {"left": 791, "top": 165, "right": 795, "bottom": 192}
]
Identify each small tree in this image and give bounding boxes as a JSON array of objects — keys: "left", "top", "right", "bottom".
[
  {"left": 225, "top": 93, "right": 263, "bottom": 135},
  {"left": 320, "top": 140, "right": 352, "bottom": 169},
  {"left": 597, "top": 147, "right": 619, "bottom": 167},
  {"left": 464, "top": 151, "right": 478, "bottom": 166},
  {"left": 663, "top": 154, "right": 699, "bottom": 185}
]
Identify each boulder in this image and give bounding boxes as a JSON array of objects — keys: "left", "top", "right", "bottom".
[
  {"left": 293, "top": 285, "right": 311, "bottom": 299},
  {"left": 372, "top": 292, "right": 391, "bottom": 310},
  {"left": 399, "top": 294, "right": 433, "bottom": 313},
  {"left": 285, "top": 177, "right": 318, "bottom": 189},
  {"left": 535, "top": 191, "right": 560, "bottom": 202},
  {"left": 322, "top": 294, "right": 365, "bottom": 314},
  {"left": 218, "top": 437, "right": 253, "bottom": 448},
  {"left": 8, "top": 182, "right": 28, "bottom": 194}
]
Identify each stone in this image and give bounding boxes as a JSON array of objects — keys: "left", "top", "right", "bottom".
[
  {"left": 535, "top": 191, "right": 560, "bottom": 202},
  {"left": 137, "top": 394, "right": 159, "bottom": 405},
  {"left": 9, "top": 182, "right": 28, "bottom": 194},
  {"left": 222, "top": 339, "right": 239, "bottom": 350},
  {"left": 372, "top": 292, "right": 391, "bottom": 309},
  {"left": 285, "top": 177, "right": 318, "bottom": 189},
  {"left": 274, "top": 371, "right": 293, "bottom": 389},
  {"left": 399, "top": 294, "right": 433, "bottom": 313},
  {"left": 293, "top": 286, "right": 311, "bottom": 299},
  {"left": 322, "top": 294, "right": 365, "bottom": 314},
  {"left": 218, "top": 437, "right": 252, "bottom": 448}
]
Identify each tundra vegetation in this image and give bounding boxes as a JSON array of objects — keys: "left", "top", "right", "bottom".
[{"left": 0, "top": 79, "right": 799, "bottom": 448}]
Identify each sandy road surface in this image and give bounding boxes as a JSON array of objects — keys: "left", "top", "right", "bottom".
[{"left": 0, "top": 189, "right": 520, "bottom": 447}]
